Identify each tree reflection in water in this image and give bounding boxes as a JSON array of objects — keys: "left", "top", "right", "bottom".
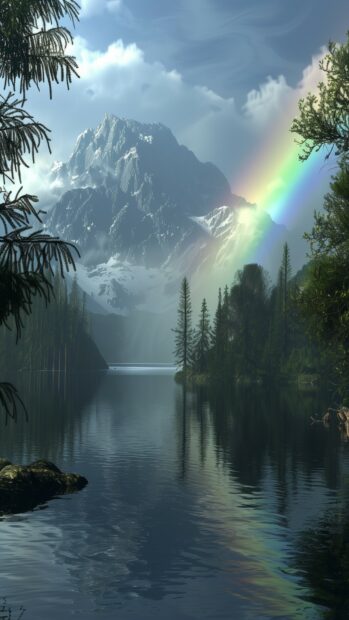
[
  {"left": 0, "top": 371, "right": 102, "bottom": 464},
  {"left": 0, "top": 599, "right": 25, "bottom": 619},
  {"left": 193, "top": 383, "right": 340, "bottom": 497},
  {"left": 295, "top": 500, "right": 349, "bottom": 619},
  {"left": 178, "top": 381, "right": 349, "bottom": 618}
]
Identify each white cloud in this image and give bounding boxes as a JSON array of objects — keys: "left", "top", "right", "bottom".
[
  {"left": 24, "top": 37, "right": 331, "bottom": 235},
  {"left": 26, "top": 36, "right": 238, "bottom": 166},
  {"left": 106, "top": 0, "right": 122, "bottom": 13},
  {"left": 80, "top": 0, "right": 122, "bottom": 18},
  {"left": 243, "top": 76, "right": 292, "bottom": 127}
]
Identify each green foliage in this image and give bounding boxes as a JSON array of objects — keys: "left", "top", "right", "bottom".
[
  {"left": 0, "top": 0, "right": 80, "bottom": 417},
  {"left": 0, "top": 272, "right": 106, "bottom": 374},
  {"left": 290, "top": 33, "right": 349, "bottom": 162},
  {"left": 229, "top": 264, "right": 269, "bottom": 379},
  {"left": 192, "top": 298, "right": 211, "bottom": 374},
  {"left": 0, "top": 0, "right": 79, "bottom": 98},
  {"left": 272, "top": 242, "right": 292, "bottom": 361},
  {"left": 0, "top": 268, "right": 52, "bottom": 339},
  {"left": 173, "top": 277, "right": 194, "bottom": 376},
  {"left": 292, "top": 34, "right": 349, "bottom": 395},
  {"left": 211, "top": 288, "right": 225, "bottom": 370},
  {"left": 305, "top": 166, "right": 349, "bottom": 256},
  {"left": 175, "top": 248, "right": 328, "bottom": 386}
]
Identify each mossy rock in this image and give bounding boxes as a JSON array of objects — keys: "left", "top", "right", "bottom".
[
  {"left": 0, "top": 458, "right": 11, "bottom": 471},
  {"left": 0, "top": 459, "right": 88, "bottom": 515}
]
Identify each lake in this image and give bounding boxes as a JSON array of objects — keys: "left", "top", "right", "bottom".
[{"left": 0, "top": 367, "right": 348, "bottom": 619}]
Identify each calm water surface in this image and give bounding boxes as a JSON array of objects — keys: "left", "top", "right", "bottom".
[{"left": 0, "top": 368, "right": 348, "bottom": 619}]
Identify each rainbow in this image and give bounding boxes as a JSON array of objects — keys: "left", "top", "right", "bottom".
[
  {"left": 192, "top": 133, "right": 331, "bottom": 308},
  {"left": 230, "top": 58, "right": 333, "bottom": 268},
  {"left": 236, "top": 147, "right": 328, "bottom": 268}
]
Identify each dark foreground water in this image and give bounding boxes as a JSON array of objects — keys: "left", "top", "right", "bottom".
[{"left": 0, "top": 368, "right": 349, "bottom": 620}]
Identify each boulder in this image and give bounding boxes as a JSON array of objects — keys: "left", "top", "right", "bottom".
[
  {"left": 0, "top": 458, "right": 11, "bottom": 471},
  {"left": 0, "top": 459, "right": 87, "bottom": 515}
]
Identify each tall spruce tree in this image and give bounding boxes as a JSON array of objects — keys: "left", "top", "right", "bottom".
[
  {"left": 193, "top": 298, "right": 211, "bottom": 374},
  {"left": 174, "top": 277, "right": 193, "bottom": 377},
  {"left": 230, "top": 264, "right": 268, "bottom": 378},
  {"left": 211, "top": 288, "right": 224, "bottom": 373},
  {"left": 279, "top": 242, "right": 292, "bottom": 358},
  {"left": 0, "top": 0, "right": 80, "bottom": 417}
]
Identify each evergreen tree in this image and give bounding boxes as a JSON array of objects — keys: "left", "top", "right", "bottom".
[
  {"left": 222, "top": 285, "right": 231, "bottom": 345},
  {"left": 192, "top": 298, "right": 211, "bottom": 374},
  {"left": 279, "top": 243, "right": 292, "bottom": 358},
  {"left": 267, "top": 245, "right": 298, "bottom": 375},
  {"left": 174, "top": 277, "right": 193, "bottom": 377},
  {"left": 0, "top": 278, "right": 106, "bottom": 373},
  {"left": 230, "top": 264, "right": 269, "bottom": 378},
  {"left": 211, "top": 288, "right": 224, "bottom": 372},
  {"left": 0, "top": 1, "right": 80, "bottom": 417}
]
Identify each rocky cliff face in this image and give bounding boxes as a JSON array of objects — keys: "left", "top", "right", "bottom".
[{"left": 47, "top": 114, "right": 248, "bottom": 267}]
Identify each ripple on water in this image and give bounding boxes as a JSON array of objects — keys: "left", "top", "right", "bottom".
[{"left": 0, "top": 373, "right": 345, "bottom": 619}]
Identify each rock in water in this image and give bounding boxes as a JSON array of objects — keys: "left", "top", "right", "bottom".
[{"left": 0, "top": 459, "right": 88, "bottom": 515}]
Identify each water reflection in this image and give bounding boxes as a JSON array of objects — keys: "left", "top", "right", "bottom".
[
  {"left": 0, "top": 599, "right": 24, "bottom": 620},
  {"left": 0, "top": 371, "right": 102, "bottom": 463},
  {"left": 295, "top": 492, "right": 349, "bottom": 618},
  {"left": 205, "top": 385, "right": 342, "bottom": 493},
  {"left": 0, "top": 372, "right": 349, "bottom": 619},
  {"left": 175, "top": 383, "right": 349, "bottom": 618}
]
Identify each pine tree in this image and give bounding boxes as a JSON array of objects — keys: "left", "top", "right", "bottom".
[
  {"left": 174, "top": 277, "right": 194, "bottom": 378},
  {"left": 211, "top": 288, "right": 224, "bottom": 372},
  {"left": 0, "top": 1, "right": 80, "bottom": 418},
  {"left": 279, "top": 243, "right": 292, "bottom": 359},
  {"left": 193, "top": 298, "right": 211, "bottom": 374},
  {"left": 229, "top": 264, "right": 268, "bottom": 378}
]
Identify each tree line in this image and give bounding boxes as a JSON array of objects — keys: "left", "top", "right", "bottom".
[
  {"left": 174, "top": 244, "right": 326, "bottom": 384},
  {"left": 0, "top": 272, "right": 106, "bottom": 375},
  {"left": 175, "top": 32, "right": 349, "bottom": 397}
]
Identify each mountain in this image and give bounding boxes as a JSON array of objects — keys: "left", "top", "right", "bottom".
[
  {"left": 47, "top": 114, "right": 248, "bottom": 267},
  {"left": 45, "top": 115, "right": 287, "bottom": 318}
]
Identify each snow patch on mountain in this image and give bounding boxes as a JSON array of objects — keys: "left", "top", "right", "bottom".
[
  {"left": 76, "top": 257, "right": 178, "bottom": 314},
  {"left": 44, "top": 114, "right": 287, "bottom": 314}
]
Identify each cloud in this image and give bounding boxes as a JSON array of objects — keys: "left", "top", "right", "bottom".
[
  {"left": 80, "top": 0, "right": 122, "bottom": 18},
  {"left": 243, "top": 76, "right": 292, "bottom": 127},
  {"left": 26, "top": 36, "right": 238, "bottom": 168},
  {"left": 24, "top": 36, "right": 331, "bottom": 234}
]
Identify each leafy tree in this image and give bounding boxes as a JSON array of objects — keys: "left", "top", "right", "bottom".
[
  {"left": 174, "top": 277, "right": 194, "bottom": 378},
  {"left": 290, "top": 33, "right": 349, "bottom": 162},
  {"left": 0, "top": 0, "right": 80, "bottom": 418},
  {"left": 292, "top": 34, "right": 349, "bottom": 388},
  {"left": 192, "top": 298, "right": 211, "bottom": 374}
]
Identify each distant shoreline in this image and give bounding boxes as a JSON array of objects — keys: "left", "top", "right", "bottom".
[{"left": 108, "top": 364, "right": 177, "bottom": 375}]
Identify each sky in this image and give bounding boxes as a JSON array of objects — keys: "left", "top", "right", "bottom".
[{"left": 25, "top": 0, "right": 349, "bottom": 236}]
